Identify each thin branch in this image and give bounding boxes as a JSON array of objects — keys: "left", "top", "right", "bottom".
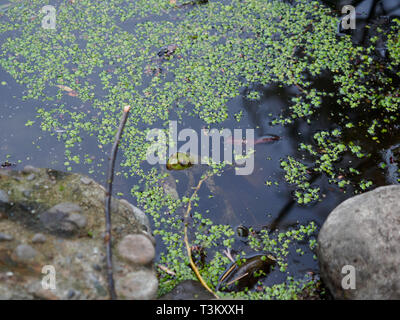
[
  {"left": 105, "top": 105, "right": 131, "bottom": 300},
  {"left": 183, "top": 173, "right": 220, "bottom": 299}
]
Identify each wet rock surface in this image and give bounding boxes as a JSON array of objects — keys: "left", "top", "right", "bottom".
[
  {"left": 317, "top": 185, "right": 400, "bottom": 299},
  {"left": 159, "top": 280, "right": 215, "bottom": 300},
  {"left": 0, "top": 166, "right": 157, "bottom": 300}
]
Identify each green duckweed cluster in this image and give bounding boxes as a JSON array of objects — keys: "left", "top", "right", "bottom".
[{"left": 0, "top": 0, "right": 399, "bottom": 298}]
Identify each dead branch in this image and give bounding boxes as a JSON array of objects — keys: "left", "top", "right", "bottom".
[{"left": 105, "top": 105, "right": 131, "bottom": 300}]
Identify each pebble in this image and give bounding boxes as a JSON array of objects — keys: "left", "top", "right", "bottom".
[
  {"left": 40, "top": 202, "right": 86, "bottom": 234},
  {"left": 120, "top": 199, "right": 150, "bottom": 230},
  {"left": 50, "top": 202, "right": 82, "bottom": 214},
  {"left": 32, "top": 233, "right": 47, "bottom": 243},
  {"left": 14, "top": 244, "right": 37, "bottom": 262},
  {"left": 66, "top": 289, "right": 77, "bottom": 299},
  {"left": 92, "top": 264, "right": 102, "bottom": 272},
  {"left": 65, "top": 213, "right": 87, "bottom": 229},
  {"left": 0, "top": 189, "right": 9, "bottom": 204},
  {"left": 117, "top": 234, "right": 155, "bottom": 265},
  {"left": 26, "top": 174, "right": 36, "bottom": 181},
  {"left": 116, "top": 270, "right": 158, "bottom": 300},
  {"left": 0, "top": 232, "right": 13, "bottom": 241},
  {"left": 80, "top": 177, "right": 92, "bottom": 185},
  {"left": 23, "top": 190, "right": 32, "bottom": 198},
  {"left": 22, "top": 165, "right": 40, "bottom": 174}
]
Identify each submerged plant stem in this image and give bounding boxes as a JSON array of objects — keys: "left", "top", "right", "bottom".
[{"left": 105, "top": 105, "right": 131, "bottom": 300}]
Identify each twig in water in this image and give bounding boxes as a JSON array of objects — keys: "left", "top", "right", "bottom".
[
  {"left": 158, "top": 264, "right": 176, "bottom": 276},
  {"left": 223, "top": 248, "right": 235, "bottom": 263},
  {"left": 104, "top": 105, "right": 131, "bottom": 300},
  {"left": 183, "top": 173, "right": 220, "bottom": 299}
]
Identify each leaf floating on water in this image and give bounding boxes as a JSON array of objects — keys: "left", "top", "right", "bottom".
[
  {"left": 56, "top": 84, "right": 74, "bottom": 92},
  {"left": 67, "top": 91, "right": 78, "bottom": 97},
  {"left": 56, "top": 84, "right": 78, "bottom": 97},
  {"left": 166, "top": 152, "right": 196, "bottom": 170}
]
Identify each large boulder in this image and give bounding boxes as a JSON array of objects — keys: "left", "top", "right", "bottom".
[
  {"left": 317, "top": 185, "right": 400, "bottom": 299},
  {"left": 0, "top": 166, "right": 157, "bottom": 300}
]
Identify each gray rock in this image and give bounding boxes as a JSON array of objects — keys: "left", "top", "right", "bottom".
[
  {"left": 65, "top": 213, "right": 87, "bottom": 229},
  {"left": 317, "top": 185, "right": 400, "bottom": 300},
  {"left": 116, "top": 270, "right": 158, "bottom": 300},
  {"left": 48, "top": 202, "right": 82, "bottom": 215},
  {"left": 14, "top": 244, "right": 37, "bottom": 262},
  {"left": 0, "top": 190, "right": 9, "bottom": 204},
  {"left": 120, "top": 199, "right": 150, "bottom": 231},
  {"left": 65, "top": 289, "right": 78, "bottom": 299},
  {"left": 22, "top": 165, "right": 40, "bottom": 174},
  {"left": 0, "top": 167, "right": 157, "bottom": 300},
  {"left": 159, "top": 280, "right": 215, "bottom": 300},
  {"left": 39, "top": 202, "right": 86, "bottom": 234},
  {"left": 117, "top": 234, "right": 155, "bottom": 265},
  {"left": 80, "top": 177, "right": 92, "bottom": 185},
  {"left": 23, "top": 190, "right": 32, "bottom": 198},
  {"left": 0, "top": 232, "right": 13, "bottom": 241},
  {"left": 32, "top": 233, "right": 47, "bottom": 243},
  {"left": 26, "top": 174, "right": 36, "bottom": 181}
]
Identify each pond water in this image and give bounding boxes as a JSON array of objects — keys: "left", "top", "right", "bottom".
[{"left": 0, "top": 0, "right": 399, "bottom": 297}]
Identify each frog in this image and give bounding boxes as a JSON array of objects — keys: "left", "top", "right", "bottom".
[{"left": 159, "top": 152, "right": 238, "bottom": 225}]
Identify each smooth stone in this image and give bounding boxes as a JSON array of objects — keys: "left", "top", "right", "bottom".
[
  {"left": 40, "top": 202, "right": 86, "bottom": 234},
  {"left": 26, "top": 174, "right": 36, "bottom": 181},
  {"left": 117, "top": 234, "right": 155, "bottom": 265},
  {"left": 120, "top": 200, "right": 150, "bottom": 231},
  {"left": 22, "top": 165, "right": 40, "bottom": 174},
  {"left": 23, "top": 190, "right": 32, "bottom": 198},
  {"left": 14, "top": 244, "right": 37, "bottom": 262},
  {"left": 0, "top": 232, "right": 13, "bottom": 241},
  {"left": 159, "top": 280, "right": 215, "bottom": 300},
  {"left": 80, "top": 177, "right": 92, "bottom": 185},
  {"left": 317, "top": 185, "right": 400, "bottom": 299},
  {"left": 116, "top": 270, "right": 158, "bottom": 300},
  {"left": 48, "top": 202, "right": 82, "bottom": 215},
  {"left": 0, "top": 190, "right": 9, "bottom": 204},
  {"left": 32, "top": 233, "right": 47, "bottom": 243},
  {"left": 65, "top": 213, "right": 87, "bottom": 229}
]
